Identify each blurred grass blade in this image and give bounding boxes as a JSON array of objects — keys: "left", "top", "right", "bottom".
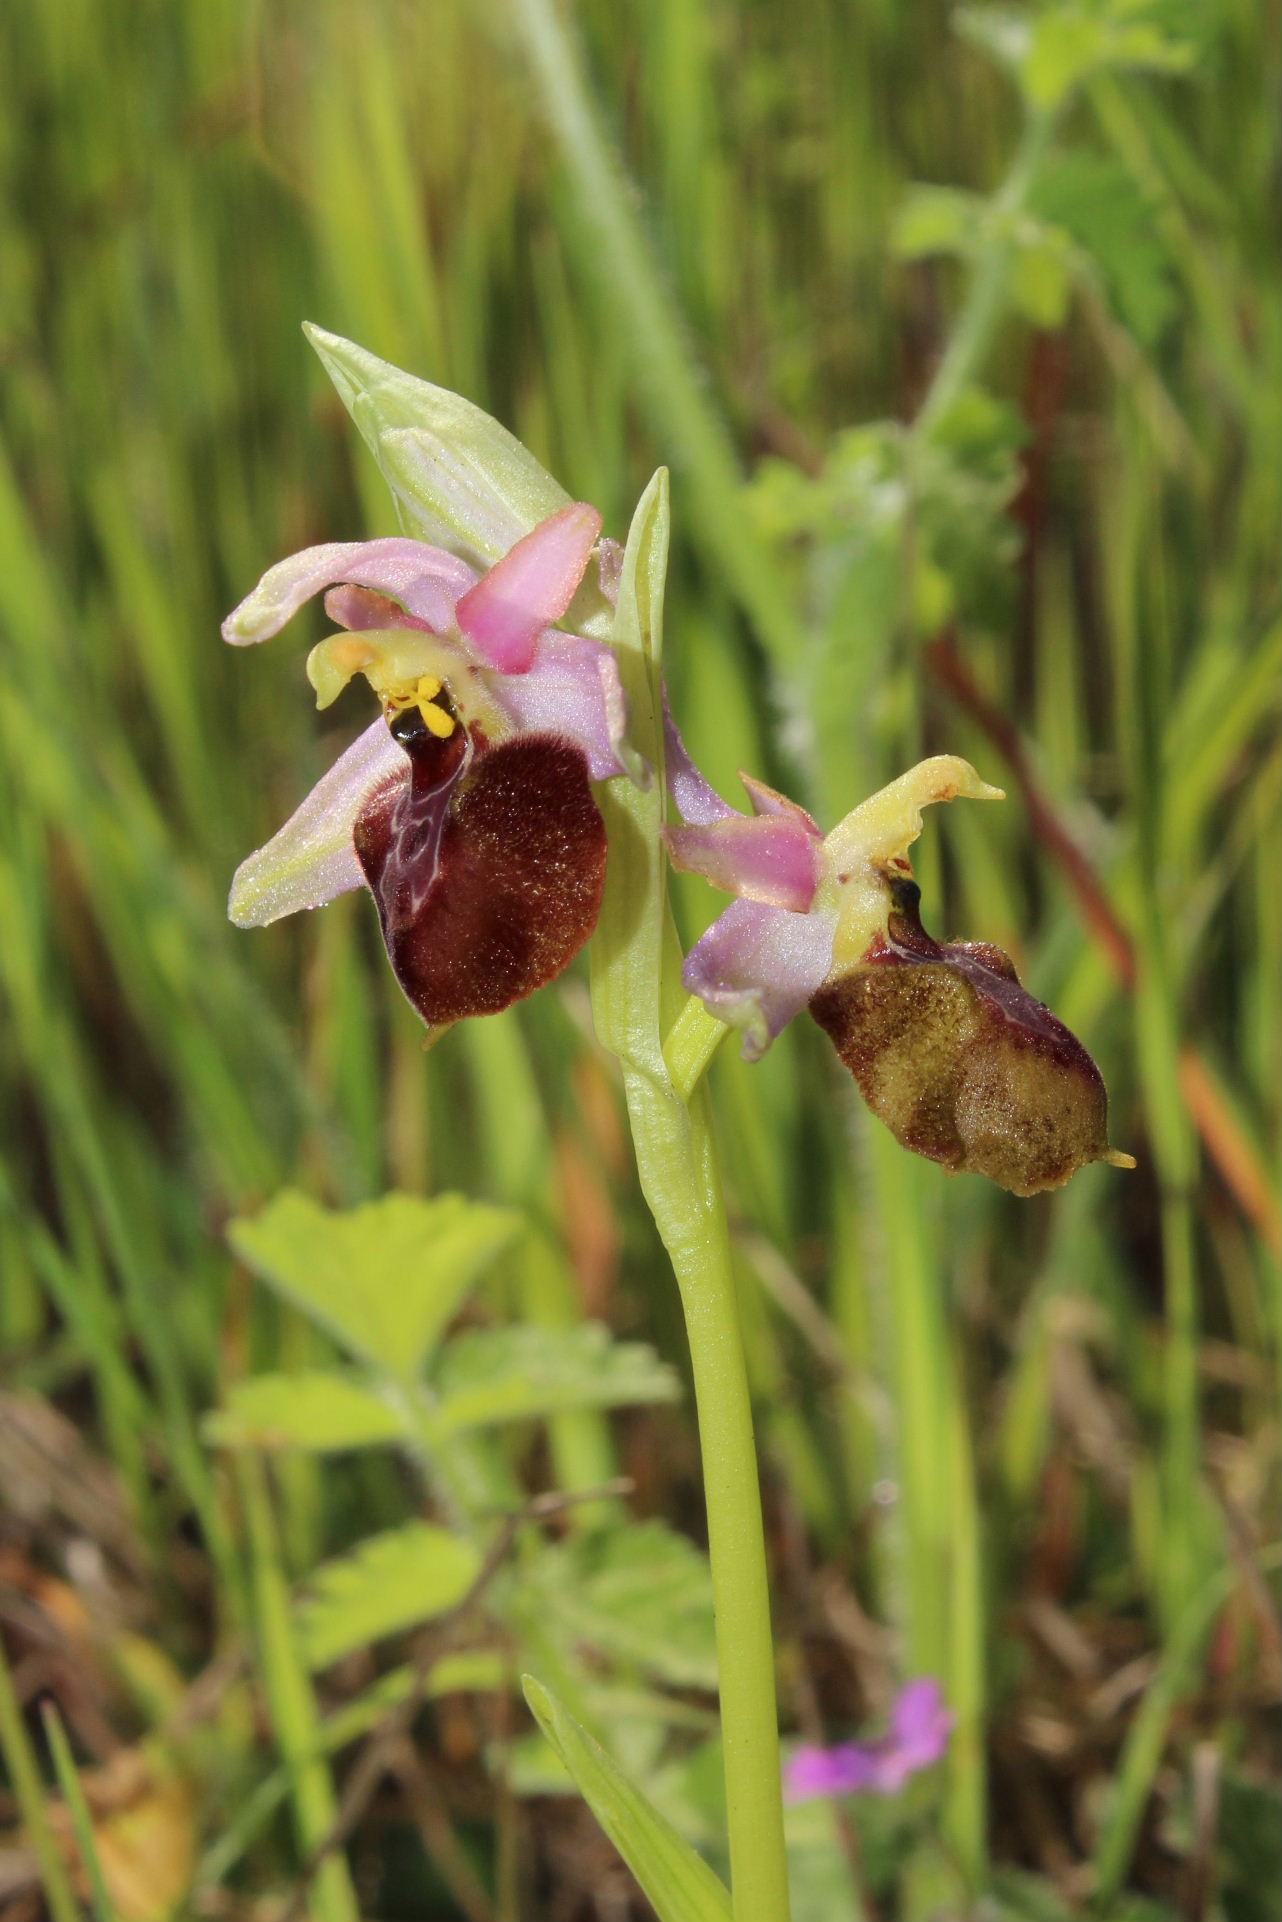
[
  {"left": 39, "top": 1701, "right": 122, "bottom": 1922},
  {"left": 0, "top": 1642, "right": 80, "bottom": 1922},
  {"left": 523, "top": 1675, "right": 732, "bottom": 1922}
]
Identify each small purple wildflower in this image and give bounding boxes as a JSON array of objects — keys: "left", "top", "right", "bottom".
[{"left": 784, "top": 1679, "right": 953, "bottom": 1802}]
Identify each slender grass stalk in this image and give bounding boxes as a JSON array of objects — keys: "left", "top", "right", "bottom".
[
  {"left": 1090, "top": 1567, "right": 1234, "bottom": 1901},
  {"left": 238, "top": 1458, "right": 361, "bottom": 1922},
  {"left": 40, "top": 1702, "right": 122, "bottom": 1922},
  {"left": 0, "top": 1641, "right": 80, "bottom": 1922},
  {"left": 910, "top": 107, "right": 1057, "bottom": 442},
  {"left": 591, "top": 473, "right": 792, "bottom": 1922}
]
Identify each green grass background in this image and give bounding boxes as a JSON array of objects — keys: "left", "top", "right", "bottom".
[{"left": 1, "top": 0, "right": 1277, "bottom": 1916}]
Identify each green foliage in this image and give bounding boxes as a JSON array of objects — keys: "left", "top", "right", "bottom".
[
  {"left": 227, "top": 1189, "right": 520, "bottom": 1382},
  {"left": 1, "top": 0, "right": 1276, "bottom": 1914},
  {"left": 957, "top": 2, "right": 1195, "bottom": 110},
  {"left": 526, "top": 1521, "right": 720, "bottom": 1692},
  {"left": 748, "top": 392, "right": 1025, "bottom": 654},
  {"left": 206, "top": 1373, "right": 406, "bottom": 1452},
  {"left": 1216, "top": 1774, "right": 1282, "bottom": 1922},
  {"left": 523, "top": 1677, "right": 733, "bottom": 1922},
  {"left": 1032, "top": 151, "right": 1179, "bottom": 343},
  {"left": 430, "top": 1321, "right": 681, "bottom": 1434},
  {"left": 297, "top": 1522, "right": 482, "bottom": 1668}
]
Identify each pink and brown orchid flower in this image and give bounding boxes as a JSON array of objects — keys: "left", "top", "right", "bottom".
[
  {"left": 224, "top": 504, "right": 635, "bottom": 1029},
  {"left": 664, "top": 725, "right": 1134, "bottom": 1196}
]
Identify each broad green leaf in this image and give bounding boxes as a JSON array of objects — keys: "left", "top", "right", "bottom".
[
  {"left": 432, "top": 1322, "right": 680, "bottom": 1435},
  {"left": 523, "top": 1677, "right": 732, "bottom": 1922},
  {"left": 891, "top": 185, "right": 984, "bottom": 261},
  {"left": 1032, "top": 153, "right": 1178, "bottom": 345},
  {"left": 298, "top": 1523, "right": 481, "bottom": 1669},
  {"left": 529, "top": 1521, "right": 718, "bottom": 1691},
  {"left": 204, "top": 1374, "right": 405, "bottom": 1453},
  {"left": 227, "top": 1190, "right": 519, "bottom": 1382}
]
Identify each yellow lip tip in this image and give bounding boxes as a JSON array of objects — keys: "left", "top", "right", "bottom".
[{"left": 1105, "top": 1150, "right": 1138, "bottom": 1171}]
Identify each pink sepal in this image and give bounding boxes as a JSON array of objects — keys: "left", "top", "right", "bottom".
[
  {"left": 222, "top": 539, "right": 475, "bottom": 644},
  {"left": 665, "top": 813, "right": 823, "bottom": 912}
]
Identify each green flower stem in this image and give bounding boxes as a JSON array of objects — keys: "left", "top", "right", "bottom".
[
  {"left": 592, "top": 473, "right": 791, "bottom": 1922},
  {"left": 664, "top": 993, "right": 732, "bottom": 1102},
  {"left": 911, "top": 106, "right": 1057, "bottom": 442}
]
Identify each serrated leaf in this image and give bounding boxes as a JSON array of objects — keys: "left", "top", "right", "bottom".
[
  {"left": 891, "top": 185, "right": 984, "bottom": 260},
  {"left": 227, "top": 1190, "right": 519, "bottom": 1382},
  {"left": 523, "top": 1678, "right": 732, "bottom": 1922},
  {"left": 432, "top": 1322, "right": 681, "bottom": 1435},
  {"left": 204, "top": 1374, "right": 405, "bottom": 1453},
  {"left": 298, "top": 1523, "right": 481, "bottom": 1669},
  {"left": 531, "top": 1521, "right": 718, "bottom": 1691}
]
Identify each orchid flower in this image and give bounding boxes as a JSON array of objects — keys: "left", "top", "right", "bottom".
[
  {"left": 784, "top": 1680, "right": 953, "bottom": 1802},
  {"left": 224, "top": 503, "right": 637, "bottom": 1029},
  {"left": 665, "top": 724, "right": 1134, "bottom": 1196}
]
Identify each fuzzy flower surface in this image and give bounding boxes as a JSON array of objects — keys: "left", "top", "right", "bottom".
[
  {"left": 665, "top": 725, "right": 1133, "bottom": 1196},
  {"left": 224, "top": 503, "right": 635, "bottom": 1028},
  {"left": 784, "top": 1680, "right": 953, "bottom": 1802}
]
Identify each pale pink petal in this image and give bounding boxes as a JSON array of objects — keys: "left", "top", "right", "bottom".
[
  {"left": 663, "top": 702, "right": 734, "bottom": 826},
  {"left": 492, "top": 631, "right": 633, "bottom": 781},
  {"left": 228, "top": 718, "right": 406, "bottom": 928},
  {"left": 665, "top": 814, "right": 822, "bottom": 912},
  {"left": 739, "top": 771, "right": 822, "bottom": 833},
  {"left": 222, "top": 539, "right": 476, "bottom": 645},
  {"left": 455, "top": 504, "right": 603, "bottom": 673},
  {"left": 683, "top": 898, "right": 835, "bottom": 1060}
]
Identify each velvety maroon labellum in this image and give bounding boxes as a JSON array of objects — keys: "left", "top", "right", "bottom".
[
  {"left": 354, "top": 722, "right": 607, "bottom": 1026},
  {"left": 810, "top": 881, "right": 1118, "bottom": 1196}
]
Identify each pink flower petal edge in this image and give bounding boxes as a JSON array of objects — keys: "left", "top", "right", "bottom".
[
  {"left": 228, "top": 717, "right": 407, "bottom": 928},
  {"left": 455, "top": 502, "right": 603, "bottom": 674},
  {"left": 222, "top": 538, "right": 476, "bottom": 645}
]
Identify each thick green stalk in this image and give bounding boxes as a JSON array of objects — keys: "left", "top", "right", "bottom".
[{"left": 591, "top": 473, "right": 791, "bottom": 1922}]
